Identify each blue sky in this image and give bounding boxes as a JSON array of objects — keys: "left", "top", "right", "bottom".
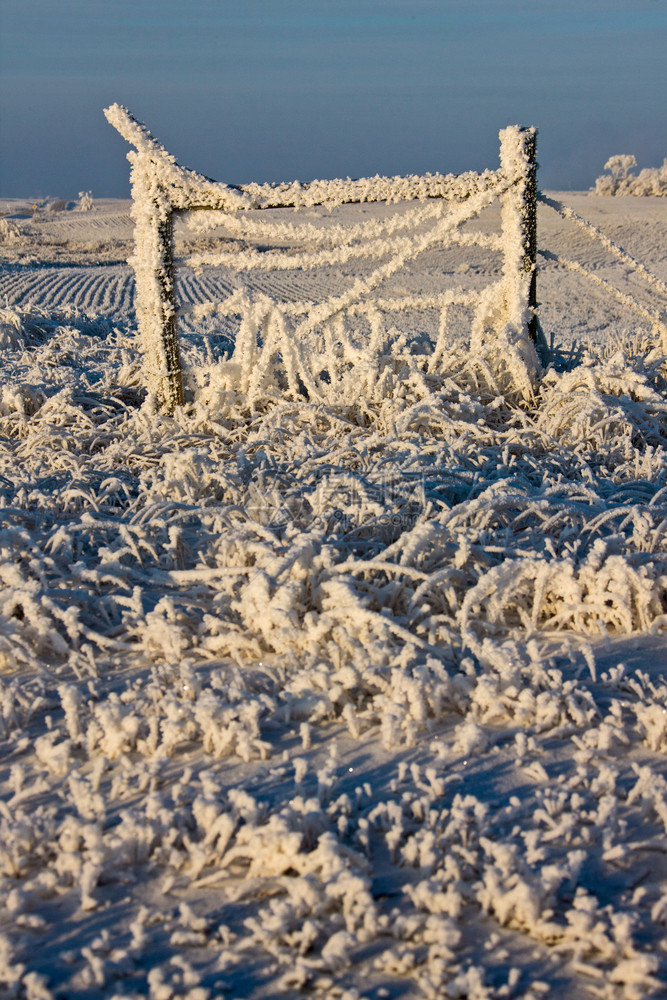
[{"left": 0, "top": 0, "right": 665, "bottom": 197}]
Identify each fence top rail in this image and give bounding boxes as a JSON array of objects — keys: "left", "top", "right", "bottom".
[{"left": 105, "top": 103, "right": 519, "bottom": 212}]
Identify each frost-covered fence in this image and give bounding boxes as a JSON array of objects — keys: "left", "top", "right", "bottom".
[{"left": 105, "top": 104, "right": 546, "bottom": 414}]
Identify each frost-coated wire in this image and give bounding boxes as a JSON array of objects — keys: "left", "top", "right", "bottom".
[
  {"left": 539, "top": 249, "right": 667, "bottom": 343},
  {"left": 538, "top": 193, "right": 667, "bottom": 300}
]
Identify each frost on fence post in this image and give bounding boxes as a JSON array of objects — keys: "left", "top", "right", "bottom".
[
  {"left": 131, "top": 168, "right": 184, "bottom": 414},
  {"left": 104, "top": 105, "right": 185, "bottom": 414},
  {"left": 104, "top": 103, "right": 251, "bottom": 413},
  {"left": 499, "top": 126, "right": 549, "bottom": 366}
]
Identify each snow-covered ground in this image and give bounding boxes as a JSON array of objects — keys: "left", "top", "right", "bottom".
[{"left": 1, "top": 191, "right": 667, "bottom": 1000}]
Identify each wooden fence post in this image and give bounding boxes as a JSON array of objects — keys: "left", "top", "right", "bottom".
[
  {"left": 500, "top": 126, "right": 550, "bottom": 366},
  {"left": 130, "top": 173, "right": 184, "bottom": 415},
  {"left": 519, "top": 127, "right": 538, "bottom": 347},
  {"left": 154, "top": 210, "right": 184, "bottom": 413}
]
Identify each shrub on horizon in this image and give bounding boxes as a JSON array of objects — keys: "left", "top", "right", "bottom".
[{"left": 593, "top": 153, "right": 667, "bottom": 196}]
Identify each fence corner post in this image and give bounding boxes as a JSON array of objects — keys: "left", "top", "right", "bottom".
[
  {"left": 130, "top": 175, "right": 184, "bottom": 416},
  {"left": 105, "top": 105, "right": 185, "bottom": 415},
  {"left": 154, "top": 208, "right": 184, "bottom": 414},
  {"left": 500, "top": 126, "right": 550, "bottom": 367}
]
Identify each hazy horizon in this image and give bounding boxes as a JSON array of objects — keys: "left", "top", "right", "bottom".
[{"left": 1, "top": 0, "right": 665, "bottom": 199}]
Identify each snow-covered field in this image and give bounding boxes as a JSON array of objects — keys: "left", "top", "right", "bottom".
[{"left": 1, "top": 190, "right": 667, "bottom": 1000}]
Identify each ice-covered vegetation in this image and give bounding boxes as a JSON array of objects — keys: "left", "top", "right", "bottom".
[
  {"left": 1, "top": 293, "right": 667, "bottom": 996},
  {"left": 593, "top": 154, "right": 667, "bottom": 196},
  {"left": 1, "top": 139, "right": 667, "bottom": 997}
]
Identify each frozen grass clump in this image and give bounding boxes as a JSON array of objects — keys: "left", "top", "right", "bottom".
[{"left": 1, "top": 308, "right": 666, "bottom": 685}]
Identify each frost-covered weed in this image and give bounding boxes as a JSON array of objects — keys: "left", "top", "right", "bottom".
[
  {"left": 0, "top": 309, "right": 25, "bottom": 351},
  {"left": 77, "top": 191, "right": 94, "bottom": 212},
  {"left": 0, "top": 219, "right": 20, "bottom": 245}
]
